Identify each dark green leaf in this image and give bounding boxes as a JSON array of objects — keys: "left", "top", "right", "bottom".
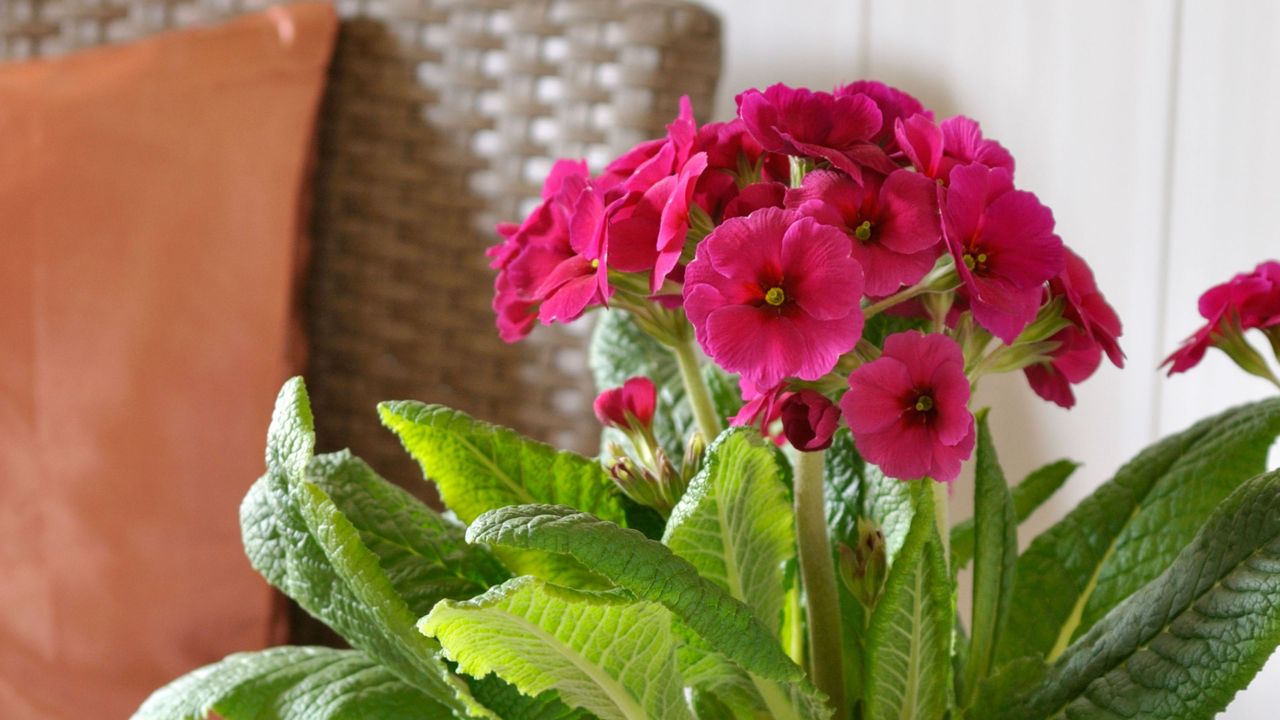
[
  {"left": 1009, "top": 470, "right": 1280, "bottom": 720},
  {"left": 960, "top": 411, "right": 1018, "bottom": 706},
  {"left": 1000, "top": 398, "right": 1280, "bottom": 663},
  {"left": 951, "top": 459, "right": 1079, "bottom": 569}
]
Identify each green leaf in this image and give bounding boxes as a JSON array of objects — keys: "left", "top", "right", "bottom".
[
  {"left": 864, "top": 483, "right": 951, "bottom": 720},
  {"left": 1009, "top": 470, "right": 1280, "bottom": 720},
  {"left": 465, "top": 676, "right": 590, "bottom": 720},
  {"left": 378, "top": 401, "right": 626, "bottom": 586},
  {"left": 1000, "top": 397, "right": 1280, "bottom": 663},
  {"left": 133, "top": 646, "right": 454, "bottom": 720},
  {"left": 589, "top": 310, "right": 741, "bottom": 459},
  {"left": 662, "top": 429, "right": 830, "bottom": 720},
  {"left": 963, "top": 656, "right": 1046, "bottom": 720},
  {"left": 465, "top": 504, "right": 804, "bottom": 683},
  {"left": 950, "top": 459, "right": 1079, "bottom": 569},
  {"left": 960, "top": 411, "right": 1017, "bottom": 706},
  {"left": 293, "top": 481, "right": 486, "bottom": 716},
  {"left": 422, "top": 576, "right": 692, "bottom": 720},
  {"left": 825, "top": 429, "right": 916, "bottom": 562},
  {"left": 240, "top": 380, "right": 471, "bottom": 716},
  {"left": 304, "top": 450, "right": 509, "bottom": 614}
]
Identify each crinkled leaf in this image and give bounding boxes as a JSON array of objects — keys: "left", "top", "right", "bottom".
[
  {"left": 378, "top": 402, "right": 624, "bottom": 586},
  {"left": 465, "top": 504, "right": 804, "bottom": 683},
  {"left": 240, "top": 379, "right": 471, "bottom": 716},
  {"left": 421, "top": 576, "right": 691, "bottom": 720},
  {"left": 1001, "top": 398, "right": 1280, "bottom": 663},
  {"left": 951, "top": 459, "right": 1078, "bottom": 569},
  {"left": 132, "top": 646, "right": 452, "bottom": 720},
  {"left": 960, "top": 411, "right": 1018, "bottom": 706},
  {"left": 864, "top": 482, "right": 951, "bottom": 720},
  {"left": 304, "top": 450, "right": 508, "bottom": 614},
  {"left": 1009, "top": 470, "right": 1280, "bottom": 720},
  {"left": 825, "top": 429, "right": 915, "bottom": 562},
  {"left": 663, "top": 429, "right": 830, "bottom": 720},
  {"left": 465, "top": 676, "right": 589, "bottom": 720}
]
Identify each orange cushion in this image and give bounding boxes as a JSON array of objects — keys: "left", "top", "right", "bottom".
[{"left": 0, "top": 4, "right": 336, "bottom": 717}]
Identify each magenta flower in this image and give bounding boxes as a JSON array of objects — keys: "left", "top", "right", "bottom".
[
  {"left": 722, "top": 180, "right": 786, "bottom": 220},
  {"left": 940, "top": 163, "right": 1063, "bottom": 344},
  {"left": 599, "top": 96, "right": 698, "bottom": 193},
  {"left": 594, "top": 377, "right": 658, "bottom": 431},
  {"left": 692, "top": 119, "right": 789, "bottom": 221},
  {"left": 781, "top": 390, "right": 841, "bottom": 452},
  {"left": 736, "top": 84, "right": 896, "bottom": 182},
  {"left": 488, "top": 159, "right": 606, "bottom": 341},
  {"left": 600, "top": 152, "right": 709, "bottom": 290},
  {"left": 684, "top": 207, "right": 865, "bottom": 388},
  {"left": 732, "top": 380, "right": 790, "bottom": 444},
  {"left": 836, "top": 81, "right": 931, "bottom": 153},
  {"left": 1163, "top": 260, "right": 1280, "bottom": 374},
  {"left": 785, "top": 169, "right": 941, "bottom": 296},
  {"left": 1024, "top": 327, "right": 1103, "bottom": 409},
  {"left": 842, "top": 331, "right": 975, "bottom": 482},
  {"left": 895, "top": 114, "right": 1014, "bottom": 183}
]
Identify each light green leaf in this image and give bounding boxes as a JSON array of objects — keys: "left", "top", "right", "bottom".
[
  {"left": 240, "top": 380, "right": 471, "bottom": 716},
  {"left": 133, "top": 646, "right": 452, "bottom": 720},
  {"left": 1009, "top": 470, "right": 1280, "bottom": 720},
  {"left": 663, "top": 429, "right": 830, "bottom": 720},
  {"left": 379, "top": 401, "right": 626, "bottom": 586},
  {"left": 293, "top": 481, "right": 487, "bottom": 716},
  {"left": 950, "top": 459, "right": 1078, "bottom": 569},
  {"left": 864, "top": 483, "right": 951, "bottom": 720},
  {"left": 465, "top": 504, "right": 804, "bottom": 683},
  {"left": 304, "top": 450, "right": 508, "bottom": 615},
  {"left": 1001, "top": 397, "right": 1280, "bottom": 663},
  {"left": 422, "top": 576, "right": 692, "bottom": 720},
  {"left": 960, "top": 411, "right": 1017, "bottom": 706},
  {"left": 465, "top": 676, "right": 590, "bottom": 720}
]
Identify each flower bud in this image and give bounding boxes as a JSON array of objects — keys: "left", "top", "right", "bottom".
[
  {"left": 780, "top": 390, "right": 841, "bottom": 452},
  {"left": 594, "top": 377, "right": 657, "bottom": 432},
  {"left": 838, "top": 518, "right": 887, "bottom": 610},
  {"left": 681, "top": 431, "right": 707, "bottom": 483}
]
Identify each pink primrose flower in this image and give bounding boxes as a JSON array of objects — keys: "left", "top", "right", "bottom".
[
  {"left": 781, "top": 390, "right": 842, "bottom": 452},
  {"left": 842, "top": 331, "right": 975, "bottom": 482},
  {"left": 684, "top": 207, "right": 866, "bottom": 389},
  {"left": 1163, "top": 260, "right": 1280, "bottom": 374},
  {"left": 835, "top": 81, "right": 931, "bottom": 154},
  {"left": 895, "top": 114, "right": 1014, "bottom": 183},
  {"left": 785, "top": 169, "right": 942, "bottom": 296},
  {"left": 594, "top": 377, "right": 658, "bottom": 431},
  {"left": 940, "top": 163, "right": 1063, "bottom": 344}
]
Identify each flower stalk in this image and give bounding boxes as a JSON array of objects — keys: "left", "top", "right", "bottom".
[
  {"left": 792, "top": 449, "right": 845, "bottom": 718},
  {"left": 670, "top": 332, "right": 724, "bottom": 439}
]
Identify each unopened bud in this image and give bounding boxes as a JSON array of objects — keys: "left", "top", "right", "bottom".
[
  {"left": 838, "top": 518, "right": 888, "bottom": 610},
  {"left": 681, "top": 432, "right": 707, "bottom": 482}
]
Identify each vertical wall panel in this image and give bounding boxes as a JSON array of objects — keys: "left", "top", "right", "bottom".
[{"left": 1160, "top": 2, "right": 1280, "bottom": 714}]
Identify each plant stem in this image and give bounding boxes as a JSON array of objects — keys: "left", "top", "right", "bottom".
[
  {"left": 934, "top": 480, "right": 950, "bottom": 568},
  {"left": 671, "top": 334, "right": 724, "bottom": 439},
  {"left": 793, "top": 449, "right": 845, "bottom": 717}
]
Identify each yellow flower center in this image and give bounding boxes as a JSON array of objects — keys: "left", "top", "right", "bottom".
[
  {"left": 962, "top": 252, "right": 989, "bottom": 271},
  {"left": 854, "top": 220, "right": 873, "bottom": 242},
  {"left": 914, "top": 395, "right": 934, "bottom": 412},
  {"left": 590, "top": 259, "right": 600, "bottom": 269},
  {"left": 765, "top": 287, "right": 786, "bottom": 306}
]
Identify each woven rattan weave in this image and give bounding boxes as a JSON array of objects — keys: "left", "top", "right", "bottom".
[{"left": 1, "top": 0, "right": 721, "bottom": 491}]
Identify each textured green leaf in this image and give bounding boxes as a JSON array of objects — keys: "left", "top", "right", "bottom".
[
  {"left": 589, "top": 311, "right": 741, "bottom": 459},
  {"left": 1009, "top": 470, "right": 1280, "bottom": 720},
  {"left": 951, "top": 459, "right": 1079, "bottom": 569},
  {"left": 240, "top": 380, "right": 471, "bottom": 716},
  {"left": 294, "top": 481, "right": 487, "bottom": 716},
  {"left": 465, "top": 676, "right": 590, "bottom": 720},
  {"left": 961, "top": 411, "right": 1018, "bottom": 706},
  {"left": 422, "top": 576, "right": 692, "bottom": 720},
  {"left": 304, "top": 450, "right": 508, "bottom": 615},
  {"left": 662, "top": 429, "right": 830, "bottom": 720},
  {"left": 465, "top": 504, "right": 804, "bottom": 683},
  {"left": 963, "top": 656, "right": 1046, "bottom": 720},
  {"left": 1001, "top": 397, "right": 1280, "bottom": 663},
  {"left": 378, "top": 401, "right": 625, "bottom": 586},
  {"left": 133, "top": 646, "right": 451, "bottom": 720},
  {"left": 825, "top": 429, "right": 916, "bottom": 562},
  {"left": 864, "top": 483, "right": 951, "bottom": 720}
]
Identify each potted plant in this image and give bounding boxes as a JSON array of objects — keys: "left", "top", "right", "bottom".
[{"left": 137, "top": 81, "right": 1280, "bottom": 720}]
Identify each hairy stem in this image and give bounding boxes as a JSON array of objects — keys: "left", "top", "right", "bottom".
[
  {"left": 671, "top": 334, "right": 724, "bottom": 439},
  {"left": 794, "top": 450, "right": 845, "bottom": 717}
]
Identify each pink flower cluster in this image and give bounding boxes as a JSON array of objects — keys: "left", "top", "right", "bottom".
[
  {"left": 1164, "top": 261, "right": 1280, "bottom": 375},
  {"left": 498, "top": 82, "right": 1126, "bottom": 482}
]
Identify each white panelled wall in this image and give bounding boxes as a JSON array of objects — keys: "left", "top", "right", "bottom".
[{"left": 699, "top": 0, "right": 1280, "bottom": 715}]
